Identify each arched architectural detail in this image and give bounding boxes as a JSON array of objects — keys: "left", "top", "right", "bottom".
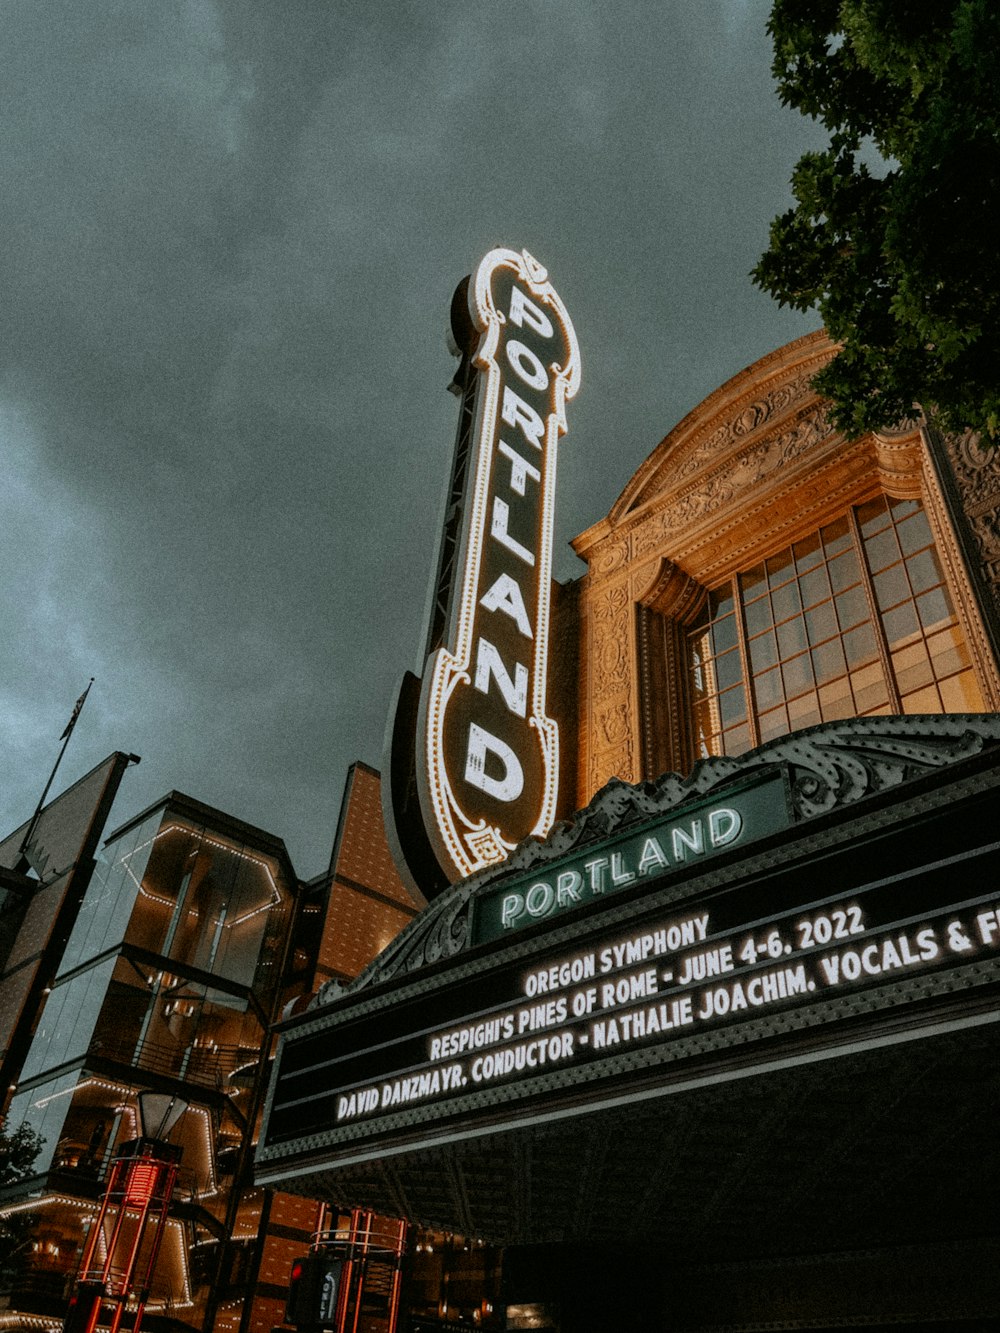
[
  {"left": 634, "top": 556, "right": 706, "bottom": 621},
  {"left": 571, "top": 332, "right": 1000, "bottom": 808},
  {"left": 608, "top": 332, "right": 833, "bottom": 523}
]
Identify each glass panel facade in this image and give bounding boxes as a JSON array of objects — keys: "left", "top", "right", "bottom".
[
  {"left": 6, "top": 1070, "right": 81, "bottom": 1173},
  {"left": 689, "top": 496, "right": 984, "bottom": 758},
  {"left": 86, "top": 957, "right": 266, "bottom": 1090},
  {"left": 61, "top": 809, "right": 291, "bottom": 1001},
  {"left": 18, "top": 956, "right": 117, "bottom": 1083},
  {"left": 10, "top": 800, "right": 285, "bottom": 1257},
  {"left": 119, "top": 818, "right": 291, "bottom": 1003},
  {"left": 58, "top": 810, "right": 163, "bottom": 974}
]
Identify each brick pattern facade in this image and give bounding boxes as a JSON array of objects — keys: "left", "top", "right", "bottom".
[{"left": 316, "top": 763, "right": 421, "bottom": 986}]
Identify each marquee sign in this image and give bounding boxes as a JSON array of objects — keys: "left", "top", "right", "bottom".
[
  {"left": 392, "top": 249, "right": 581, "bottom": 889},
  {"left": 261, "top": 823, "right": 1000, "bottom": 1158},
  {"left": 471, "top": 769, "right": 791, "bottom": 944},
  {"left": 257, "top": 719, "right": 1000, "bottom": 1174}
]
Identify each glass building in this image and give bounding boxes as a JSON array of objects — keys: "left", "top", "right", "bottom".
[
  {"left": 0, "top": 763, "right": 431, "bottom": 1333},
  {"left": 2, "top": 793, "right": 298, "bottom": 1331}
]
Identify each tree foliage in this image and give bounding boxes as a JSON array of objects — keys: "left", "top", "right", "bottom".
[
  {"left": 0, "top": 1119, "right": 44, "bottom": 1280},
  {"left": 753, "top": 0, "right": 1000, "bottom": 440}
]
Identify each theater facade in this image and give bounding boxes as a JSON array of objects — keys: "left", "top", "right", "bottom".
[{"left": 258, "top": 320, "right": 1000, "bottom": 1330}]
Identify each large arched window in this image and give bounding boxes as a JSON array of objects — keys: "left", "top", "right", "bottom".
[
  {"left": 688, "top": 494, "right": 984, "bottom": 758},
  {"left": 574, "top": 332, "right": 1000, "bottom": 801}
]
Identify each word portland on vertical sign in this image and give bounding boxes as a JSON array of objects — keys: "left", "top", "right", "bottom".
[{"left": 385, "top": 249, "right": 581, "bottom": 892}]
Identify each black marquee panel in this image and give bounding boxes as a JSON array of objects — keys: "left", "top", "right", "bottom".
[
  {"left": 266, "top": 820, "right": 1000, "bottom": 1152},
  {"left": 259, "top": 717, "right": 1000, "bottom": 1208}
]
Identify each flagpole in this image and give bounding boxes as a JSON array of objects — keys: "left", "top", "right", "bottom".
[{"left": 18, "top": 679, "right": 95, "bottom": 860}]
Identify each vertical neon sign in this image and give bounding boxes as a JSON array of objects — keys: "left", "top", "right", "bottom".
[{"left": 414, "top": 248, "right": 581, "bottom": 881}]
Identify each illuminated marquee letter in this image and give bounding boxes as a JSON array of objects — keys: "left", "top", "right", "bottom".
[
  {"left": 501, "top": 892, "right": 525, "bottom": 929},
  {"left": 415, "top": 249, "right": 581, "bottom": 880},
  {"left": 465, "top": 723, "right": 524, "bottom": 802},
  {"left": 491, "top": 497, "right": 535, "bottom": 566},
  {"left": 506, "top": 340, "right": 549, "bottom": 391},
  {"left": 709, "top": 807, "right": 742, "bottom": 847},
  {"left": 509, "top": 286, "right": 553, "bottom": 338},
  {"left": 480, "top": 572, "right": 533, "bottom": 638},
  {"left": 501, "top": 386, "right": 546, "bottom": 452},
  {"left": 474, "top": 638, "right": 528, "bottom": 717},
  {"left": 497, "top": 439, "right": 541, "bottom": 496}
]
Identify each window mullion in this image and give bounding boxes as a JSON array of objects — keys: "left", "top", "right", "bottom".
[
  {"left": 849, "top": 507, "right": 902, "bottom": 712},
  {"left": 733, "top": 575, "right": 761, "bottom": 749}
]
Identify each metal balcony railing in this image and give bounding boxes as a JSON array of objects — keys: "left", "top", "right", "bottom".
[{"left": 88, "top": 1035, "right": 262, "bottom": 1091}]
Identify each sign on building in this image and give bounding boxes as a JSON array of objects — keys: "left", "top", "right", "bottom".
[
  {"left": 385, "top": 249, "right": 581, "bottom": 893},
  {"left": 258, "top": 718, "right": 1000, "bottom": 1181}
]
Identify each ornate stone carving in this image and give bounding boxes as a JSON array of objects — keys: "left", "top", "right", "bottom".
[
  {"left": 946, "top": 430, "right": 1000, "bottom": 508},
  {"left": 632, "top": 405, "right": 837, "bottom": 557},
  {"left": 942, "top": 430, "right": 1000, "bottom": 547},
  {"left": 594, "top": 585, "right": 628, "bottom": 620},
  {"left": 594, "top": 610, "right": 630, "bottom": 692},
  {"left": 584, "top": 572, "right": 637, "bottom": 802},
  {"left": 674, "top": 376, "right": 813, "bottom": 482},
  {"left": 873, "top": 416, "right": 922, "bottom": 440},
  {"left": 592, "top": 539, "right": 630, "bottom": 577},
  {"left": 681, "top": 445, "right": 870, "bottom": 575},
  {"left": 599, "top": 331, "right": 836, "bottom": 530},
  {"left": 969, "top": 508, "right": 1000, "bottom": 562},
  {"left": 598, "top": 701, "right": 630, "bottom": 745},
  {"left": 590, "top": 595, "right": 635, "bottom": 788},
  {"left": 591, "top": 739, "right": 634, "bottom": 787},
  {"left": 634, "top": 557, "right": 706, "bottom": 624},
  {"left": 323, "top": 715, "right": 1000, "bottom": 999},
  {"left": 872, "top": 425, "right": 924, "bottom": 498},
  {"left": 939, "top": 429, "right": 1000, "bottom": 621}
]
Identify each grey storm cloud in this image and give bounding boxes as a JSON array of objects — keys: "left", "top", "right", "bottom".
[{"left": 2, "top": 0, "right": 823, "bottom": 877}]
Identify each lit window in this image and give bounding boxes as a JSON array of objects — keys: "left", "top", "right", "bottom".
[{"left": 689, "top": 496, "right": 983, "bottom": 757}]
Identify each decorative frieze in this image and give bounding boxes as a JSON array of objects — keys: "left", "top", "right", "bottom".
[
  {"left": 944, "top": 430, "right": 1000, "bottom": 589},
  {"left": 673, "top": 374, "right": 814, "bottom": 484},
  {"left": 632, "top": 403, "right": 837, "bottom": 559}
]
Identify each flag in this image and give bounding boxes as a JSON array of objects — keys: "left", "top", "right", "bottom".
[{"left": 60, "top": 678, "right": 94, "bottom": 741}]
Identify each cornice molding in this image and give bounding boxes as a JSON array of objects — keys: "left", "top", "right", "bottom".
[
  {"left": 634, "top": 557, "right": 706, "bottom": 623},
  {"left": 573, "top": 331, "right": 836, "bottom": 560}
]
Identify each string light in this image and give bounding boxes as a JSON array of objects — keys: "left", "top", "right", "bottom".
[
  {"left": 120, "top": 825, "right": 284, "bottom": 927},
  {"left": 0, "top": 1315, "right": 63, "bottom": 1330},
  {"left": 20, "top": 1084, "right": 219, "bottom": 1206},
  {"left": 0, "top": 1195, "right": 94, "bottom": 1219},
  {"left": 31, "top": 1076, "right": 134, "bottom": 1110}
]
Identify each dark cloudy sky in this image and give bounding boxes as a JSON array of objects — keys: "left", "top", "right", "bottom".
[{"left": 2, "top": 1, "right": 824, "bottom": 879}]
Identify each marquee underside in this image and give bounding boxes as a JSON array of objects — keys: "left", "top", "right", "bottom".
[{"left": 271, "top": 1013, "right": 1000, "bottom": 1257}]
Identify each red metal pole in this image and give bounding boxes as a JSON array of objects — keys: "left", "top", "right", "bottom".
[{"left": 65, "top": 1137, "right": 181, "bottom": 1333}]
